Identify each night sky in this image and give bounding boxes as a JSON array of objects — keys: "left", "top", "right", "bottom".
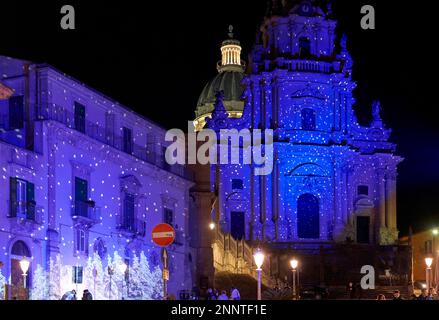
[{"left": 1, "top": 0, "right": 437, "bottom": 234}]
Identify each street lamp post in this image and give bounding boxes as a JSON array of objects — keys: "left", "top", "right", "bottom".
[
  {"left": 425, "top": 257, "right": 433, "bottom": 294},
  {"left": 253, "top": 250, "right": 265, "bottom": 301},
  {"left": 432, "top": 229, "right": 438, "bottom": 289},
  {"left": 119, "top": 263, "right": 127, "bottom": 300},
  {"left": 290, "top": 259, "right": 299, "bottom": 300},
  {"left": 19, "top": 257, "right": 30, "bottom": 289}
]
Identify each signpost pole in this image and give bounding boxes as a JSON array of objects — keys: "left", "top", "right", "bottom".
[
  {"left": 163, "top": 248, "right": 168, "bottom": 300},
  {"left": 151, "top": 223, "right": 174, "bottom": 300}
]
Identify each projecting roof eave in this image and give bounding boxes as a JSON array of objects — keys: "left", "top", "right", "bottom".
[{"left": 0, "top": 81, "right": 14, "bottom": 100}]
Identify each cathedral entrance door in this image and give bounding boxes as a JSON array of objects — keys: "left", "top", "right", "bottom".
[
  {"left": 231, "top": 211, "right": 245, "bottom": 240},
  {"left": 356, "top": 216, "right": 370, "bottom": 244}
]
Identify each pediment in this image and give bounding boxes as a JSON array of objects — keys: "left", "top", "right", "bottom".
[{"left": 291, "top": 84, "right": 325, "bottom": 100}]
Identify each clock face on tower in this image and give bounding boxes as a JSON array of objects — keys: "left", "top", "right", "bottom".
[{"left": 299, "top": 1, "right": 314, "bottom": 16}]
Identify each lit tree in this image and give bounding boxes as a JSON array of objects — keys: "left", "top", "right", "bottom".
[
  {"left": 91, "top": 253, "right": 105, "bottom": 300},
  {"left": 127, "top": 254, "right": 142, "bottom": 299},
  {"left": 84, "top": 255, "right": 95, "bottom": 298},
  {"left": 103, "top": 254, "right": 119, "bottom": 300},
  {"left": 48, "top": 255, "right": 61, "bottom": 300},
  {"left": 112, "top": 251, "right": 125, "bottom": 299},
  {"left": 0, "top": 268, "right": 6, "bottom": 300},
  {"left": 31, "top": 264, "right": 49, "bottom": 300},
  {"left": 60, "top": 263, "right": 73, "bottom": 296},
  {"left": 139, "top": 251, "right": 154, "bottom": 299},
  {"left": 150, "top": 265, "right": 164, "bottom": 300}
]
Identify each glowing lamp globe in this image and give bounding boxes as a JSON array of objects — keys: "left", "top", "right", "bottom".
[
  {"left": 19, "top": 257, "right": 30, "bottom": 274},
  {"left": 209, "top": 222, "right": 215, "bottom": 230},
  {"left": 118, "top": 263, "right": 127, "bottom": 274},
  {"left": 425, "top": 257, "right": 433, "bottom": 268},
  {"left": 253, "top": 250, "right": 265, "bottom": 270},
  {"left": 290, "top": 259, "right": 299, "bottom": 270}
]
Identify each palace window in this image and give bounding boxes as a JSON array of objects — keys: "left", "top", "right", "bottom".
[
  {"left": 74, "top": 177, "right": 90, "bottom": 217},
  {"left": 93, "top": 238, "right": 107, "bottom": 260},
  {"left": 297, "top": 193, "right": 320, "bottom": 239},
  {"left": 9, "top": 95, "right": 24, "bottom": 130},
  {"left": 75, "top": 228, "right": 87, "bottom": 255},
  {"left": 74, "top": 102, "right": 86, "bottom": 133},
  {"left": 231, "top": 211, "right": 245, "bottom": 240},
  {"left": 299, "top": 37, "right": 311, "bottom": 58},
  {"left": 72, "top": 266, "right": 83, "bottom": 284},
  {"left": 9, "top": 177, "right": 35, "bottom": 220},
  {"left": 123, "top": 192, "right": 135, "bottom": 232},
  {"left": 232, "top": 179, "right": 244, "bottom": 190},
  {"left": 425, "top": 240, "right": 433, "bottom": 255},
  {"left": 301, "top": 108, "right": 316, "bottom": 130},
  {"left": 358, "top": 185, "right": 369, "bottom": 196},
  {"left": 123, "top": 127, "right": 133, "bottom": 154},
  {"left": 164, "top": 208, "right": 174, "bottom": 226}
]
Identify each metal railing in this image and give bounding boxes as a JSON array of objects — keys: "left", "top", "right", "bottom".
[
  {"left": 117, "top": 218, "right": 147, "bottom": 236},
  {"left": 7, "top": 200, "right": 43, "bottom": 224},
  {"left": 285, "top": 59, "right": 333, "bottom": 73},
  {"left": 71, "top": 200, "right": 101, "bottom": 223},
  {"left": 36, "top": 104, "right": 194, "bottom": 181}
]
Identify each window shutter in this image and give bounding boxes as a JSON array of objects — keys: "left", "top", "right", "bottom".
[
  {"left": 26, "top": 182, "right": 35, "bottom": 220},
  {"left": 9, "top": 177, "right": 17, "bottom": 217},
  {"left": 124, "top": 193, "right": 135, "bottom": 231},
  {"left": 74, "top": 102, "right": 86, "bottom": 133},
  {"left": 123, "top": 127, "right": 132, "bottom": 154},
  {"left": 9, "top": 96, "right": 24, "bottom": 130}
]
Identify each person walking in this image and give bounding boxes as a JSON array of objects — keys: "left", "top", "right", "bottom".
[
  {"left": 207, "top": 288, "right": 216, "bottom": 300},
  {"left": 392, "top": 290, "right": 403, "bottom": 300},
  {"left": 82, "top": 289, "right": 93, "bottom": 300},
  {"left": 230, "top": 287, "right": 241, "bottom": 300},
  {"left": 417, "top": 288, "right": 431, "bottom": 300},
  {"left": 61, "top": 289, "right": 77, "bottom": 300},
  {"left": 217, "top": 290, "right": 229, "bottom": 300},
  {"left": 346, "top": 282, "right": 356, "bottom": 299}
]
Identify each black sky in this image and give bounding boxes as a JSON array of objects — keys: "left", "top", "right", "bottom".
[{"left": 1, "top": 0, "right": 438, "bottom": 234}]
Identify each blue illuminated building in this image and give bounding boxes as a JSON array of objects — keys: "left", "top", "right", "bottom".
[
  {"left": 197, "top": 0, "right": 401, "bottom": 246},
  {"left": 193, "top": 0, "right": 404, "bottom": 287}
]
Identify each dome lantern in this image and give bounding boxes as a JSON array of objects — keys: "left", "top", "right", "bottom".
[
  {"left": 217, "top": 25, "right": 246, "bottom": 73},
  {"left": 194, "top": 26, "right": 246, "bottom": 131}
]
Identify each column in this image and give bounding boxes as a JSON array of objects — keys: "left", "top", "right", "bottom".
[
  {"left": 260, "top": 174, "right": 266, "bottom": 239},
  {"left": 385, "top": 173, "right": 397, "bottom": 230},
  {"left": 272, "top": 152, "right": 279, "bottom": 240},
  {"left": 333, "top": 164, "right": 345, "bottom": 238},
  {"left": 378, "top": 169, "right": 386, "bottom": 229}
]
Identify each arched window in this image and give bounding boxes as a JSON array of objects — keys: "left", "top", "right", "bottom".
[
  {"left": 297, "top": 194, "right": 320, "bottom": 239},
  {"left": 10, "top": 240, "right": 32, "bottom": 288},
  {"left": 11, "top": 240, "right": 31, "bottom": 257},
  {"left": 301, "top": 108, "right": 316, "bottom": 130},
  {"left": 299, "top": 37, "right": 311, "bottom": 58}
]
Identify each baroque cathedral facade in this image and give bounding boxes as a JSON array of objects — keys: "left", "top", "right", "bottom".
[{"left": 191, "top": 0, "right": 406, "bottom": 288}]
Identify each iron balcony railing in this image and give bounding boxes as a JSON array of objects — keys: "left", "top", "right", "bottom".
[
  {"left": 34, "top": 104, "right": 194, "bottom": 181},
  {"left": 7, "top": 200, "right": 43, "bottom": 224},
  {"left": 117, "top": 218, "right": 147, "bottom": 236},
  {"left": 71, "top": 199, "right": 101, "bottom": 223}
]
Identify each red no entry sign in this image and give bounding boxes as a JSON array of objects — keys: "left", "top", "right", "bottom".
[{"left": 152, "top": 223, "right": 175, "bottom": 247}]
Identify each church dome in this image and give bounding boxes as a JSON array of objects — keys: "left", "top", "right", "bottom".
[
  {"left": 194, "top": 26, "right": 246, "bottom": 131},
  {"left": 195, "top": 71, "right": 245, "bottom": 114}
]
